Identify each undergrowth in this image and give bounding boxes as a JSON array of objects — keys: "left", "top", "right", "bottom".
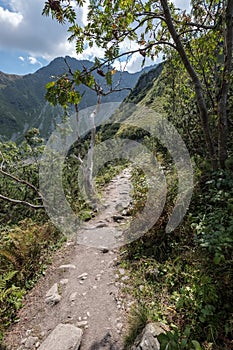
[
  {"left": 121, "top": 168, "right": 233, "bottom": 350},
  {"left": 0, "top": 219, "right": 64, "bottom": 342}
]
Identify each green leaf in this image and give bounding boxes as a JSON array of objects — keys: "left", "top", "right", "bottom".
[
  {"left": 46, "top": 81, "right": 56, "bottom": 89},
  {"left": 105, "top": 71, "right": 112, "bottom": 86},
  {"left": 191, "top": 340, "right": 202, "bottom": 350}
]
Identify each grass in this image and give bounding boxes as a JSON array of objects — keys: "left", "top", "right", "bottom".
[{"left": 124, "top": 304, "right": 151, "bottom": 348}]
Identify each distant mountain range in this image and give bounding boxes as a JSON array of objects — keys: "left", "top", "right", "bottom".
[{"left": 0, "top": 56, "right": 156, "bottom": 141}]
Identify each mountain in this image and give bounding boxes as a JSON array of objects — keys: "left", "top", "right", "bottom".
[{"left": 0, "top": 56, "right": 156, "bottom": 141}]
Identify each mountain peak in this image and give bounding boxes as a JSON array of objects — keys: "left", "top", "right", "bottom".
[{"left": 0, "top": 56, "right": 157, "bottom": 141}]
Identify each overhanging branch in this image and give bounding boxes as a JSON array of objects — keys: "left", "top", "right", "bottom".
[{"left": 0, "top": 194, "right": 44, "bottom": 209}]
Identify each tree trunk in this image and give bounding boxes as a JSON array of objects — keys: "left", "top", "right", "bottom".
[
  {"left": 217, "top": 0, "right": 233, "bottom": 168},
  {"left": 160, "top": 0, "right": 218, "bottom": 170},
  {"left": 85, "top": 109, "right": 98, "bottom": 210}
]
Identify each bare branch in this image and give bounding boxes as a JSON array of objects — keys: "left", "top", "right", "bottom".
[
  {"left": 0, "top": 151, "right": 42, "bottom": 197},
  {"left": 0, "top": 194, "right": 44, "bottom": 209}
]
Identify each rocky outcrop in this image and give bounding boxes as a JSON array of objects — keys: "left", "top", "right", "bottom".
[{"left": 131, "top": 322, "right": 168, "bottom": 350}]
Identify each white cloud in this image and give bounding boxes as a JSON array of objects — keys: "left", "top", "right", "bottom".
[
  {"left": 0, "top": 0, "right": 186, "bottom": 73},
  {"left": 28, "top": 56, "right": 42, "bottom": 66},
  {"left": 18, "top": 56, "right": 24, "bottom": 62},
  {"left": 0, "top": 6, "right": 23, "bottom": 27},
  {"left": 0, "top": 0, "right": 76, "bottom": 59},
  {"left": 77, "top": 44, "right": 105, "bottom": 62},
  {"left": 80, "top": 0, "right": 89, "bottom": 26}
]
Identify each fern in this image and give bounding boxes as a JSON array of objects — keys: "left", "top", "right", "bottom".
[{"left": 0, "top": 271, "right": 18, "bottom": 290}]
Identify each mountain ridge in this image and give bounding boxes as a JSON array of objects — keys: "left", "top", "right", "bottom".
[{"left": 0, "top": 56, "right": 157, "bottom": 141}]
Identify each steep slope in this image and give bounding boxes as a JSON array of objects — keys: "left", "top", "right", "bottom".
[
  {"left": 124, "top": 62, "right": 164, "bottom": 105},
  {"left": 97, "top": 62, "right": 164, "bottom": 142},
  {"left": 0, "top": 57, "right": 156, "bottom": 141}
]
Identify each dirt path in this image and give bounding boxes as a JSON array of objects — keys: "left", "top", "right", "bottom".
[{"left": 4, "top": 168, "right": 133, "bottom": 350}]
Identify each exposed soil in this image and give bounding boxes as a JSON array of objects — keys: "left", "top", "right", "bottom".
[{"left": 4, "top": 169, "right": 134, "bottom": 350}]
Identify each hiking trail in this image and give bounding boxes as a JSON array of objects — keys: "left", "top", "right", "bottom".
[{"left": 4, "top": 168, "right": 134, "bottom": 350}]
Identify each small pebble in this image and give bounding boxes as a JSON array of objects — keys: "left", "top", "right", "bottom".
[
  {"left": 25, "top": 329, "right": 32, "bottom": 337},
  {"left": 117, "top": 323, "right": 123, "bottom": 330},
  {"left": 77, "top": 273, "right": 88, "bottom": 279},
  {"left": 69, "top": 292, "right": 78, "bottom": 302},
  {"left": 121, "top": 276, "right": 129, "bottom": 281},
  {"left": 60, "top": 279, "right": 69, "bottom": 285},
  {"left": 119, "top": 268, "right": 125, "bottom": 275},
  {"left": 58, "top": 264, "right": 76, "bottom": 270},
  {"left": 77, "top": 321, "right": 88, "bottom": 327}
]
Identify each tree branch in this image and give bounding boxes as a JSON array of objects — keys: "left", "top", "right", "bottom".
[
  {"left": 0, "top": 152, "right": 42, "bottom": 197},
  {"left": 0, "top": 194, "right": 44, "bottom": 209},
  {"left": 0, "top": 151, "right": 43, "bottom": 209}
]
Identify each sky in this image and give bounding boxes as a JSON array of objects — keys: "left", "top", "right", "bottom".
[{"left": 0, "top": 0, "right": 189, "bottom": 75}]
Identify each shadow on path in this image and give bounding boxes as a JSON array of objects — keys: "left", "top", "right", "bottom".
[{"left": 89, "top": 332, "right": 121, "bottom": 350}]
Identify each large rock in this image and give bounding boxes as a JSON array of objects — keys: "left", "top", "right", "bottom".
[
  {"left": 38, "top": 324, "right": 83, "bottom": 350},
  {"left": 131, "top": 322, "right": 167, "bottom": 350}
]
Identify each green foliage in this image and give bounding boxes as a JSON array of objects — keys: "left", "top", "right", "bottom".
[
  {"left": 158, "top": 327, "right": 202, "bottom": 350},
  {"left": 46, "top": 75, "right": 81, "bottom": 108},
  {"left": 0, "top": 219, "right": 58, "bottom": 277},
  {"left": 120, "top": 165, "right": 233, "bottom": 349},
  {"left": 0, "top": 270, "right": 25, "bottom": 330},
  {"left": 0, "top": 219, "right": 63, "bottom": 337},
  {"left": 191, "top": 170, "right": 233, "bottom": 263},
  {"left": 0, "top": 132, "right": 44, "bottom": 225}
]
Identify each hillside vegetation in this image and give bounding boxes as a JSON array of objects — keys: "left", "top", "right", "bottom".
[{"left": 117, "top": 62, "right": 233, "bottom": 350}]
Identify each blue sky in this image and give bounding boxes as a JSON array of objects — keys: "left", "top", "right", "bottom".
[
  {"left": 0, "top": 0, "right": 189, "bottom": 75},
  {"left": 0, "top": 0, "right": 74, "bottom": 75}
]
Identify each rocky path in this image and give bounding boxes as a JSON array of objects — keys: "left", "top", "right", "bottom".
[{"left": 4, "top": 168, "right": 133, "bottom": 350}]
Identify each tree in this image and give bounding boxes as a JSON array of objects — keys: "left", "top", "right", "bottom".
[
  {"left": 43, "top": 0, "right": 233, "bottom": 170},
  {"left": 0, "top": 129, "right": 44, "bottom": 224}
]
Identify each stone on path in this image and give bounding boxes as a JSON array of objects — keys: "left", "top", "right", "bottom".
[
  {"left": 60, "top": 278, "right": 69, "bottom": 285},
  {"left": 58, "top": 264, "right": 76, "bottom": 270},
  {"left": 77, "top": 272, "right": 88, "bottom": 279},
  {"left": 38, "top": 324, "right": 83, "bottom": 350},
  {"left": 22, "top": 336, "right": 39, "bottom": 348},
  {"left": 69, "top": 291, "right": 78, "bottom": 302},
  {"left": 45, "top": 283, "right": 61, "bottom": 305}
]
